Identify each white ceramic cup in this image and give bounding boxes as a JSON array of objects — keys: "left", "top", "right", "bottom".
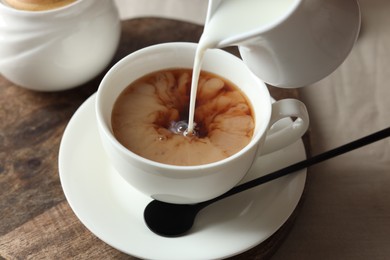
[
  {"left": 0, "top": 0, "right": 120, "bottom": 91},
  {"left": 96, "top": 42, "right": 309, "bottom": 204}
]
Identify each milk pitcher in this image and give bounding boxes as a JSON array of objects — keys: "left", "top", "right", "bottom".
[{"left": 204, "top": 0, "right": 361, "bottom": 88}]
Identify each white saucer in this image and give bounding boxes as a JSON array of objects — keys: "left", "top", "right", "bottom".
[{"left": 59, "top": 94, "right": 307, "bottom": 260}]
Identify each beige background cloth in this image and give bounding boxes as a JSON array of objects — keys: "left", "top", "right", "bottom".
[{"left": 115, "top": 1, "right": 390, "bottom": 259}]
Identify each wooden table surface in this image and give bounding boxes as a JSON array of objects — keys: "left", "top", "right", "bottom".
[{"left": 0, "top": 18, "right": 309, "bottom": 259}]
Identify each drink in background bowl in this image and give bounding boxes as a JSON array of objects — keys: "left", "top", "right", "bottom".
[
  {"left": 96, "top": 42, "right": 309, "bottom": 204},
  {"left": 3, "top": 0, "right": 76, "bottom": 11}
]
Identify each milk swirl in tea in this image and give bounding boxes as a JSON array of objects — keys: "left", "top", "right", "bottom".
[{"left": 111, "top": 69, "right": 254, "bottom": 166}]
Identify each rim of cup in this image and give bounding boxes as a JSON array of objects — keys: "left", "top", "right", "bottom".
[{"left": 96, "top": 42, "right": 272, "bottom": 171}]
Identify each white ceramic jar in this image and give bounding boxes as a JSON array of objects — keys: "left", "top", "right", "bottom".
[{"left": 0, "top": 0, "right": 121, "bottom": 91}]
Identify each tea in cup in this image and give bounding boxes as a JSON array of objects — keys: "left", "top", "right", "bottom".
[
  {"left": 111, "top": 68, "right": 255, "bottom": 166},
  {"left": 96, "top": 42, "right": 309, "bottom": 204}
]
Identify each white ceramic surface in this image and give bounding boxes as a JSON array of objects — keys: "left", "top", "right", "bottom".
[
  {"left": 95, "top": 42, "right": 309, "bottom": 204},
  {"left": 206, "top": 0, "right": 361, "bottom": 88},
  {"left": 59, "top": 94, "right": 307, "bottom": 260},
  {"left": 0, "top": 0, "right": 120, "bottom": 91}
]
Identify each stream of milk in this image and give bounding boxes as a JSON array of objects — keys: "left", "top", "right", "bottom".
[{"left": 185, "top": 0, "right": 294, "bottom": 134}]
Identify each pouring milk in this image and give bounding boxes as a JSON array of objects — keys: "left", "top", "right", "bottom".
[{"left": 185, "top": 0, "right": 295, "bottom": 134}]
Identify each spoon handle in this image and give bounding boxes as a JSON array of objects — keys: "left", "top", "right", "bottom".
[{"left": 209, "top": 127, "right": 390, "bottom": 203}]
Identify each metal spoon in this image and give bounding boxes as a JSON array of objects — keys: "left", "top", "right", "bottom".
[{"left": 144, "top": 127, "right": 390, "bottom": 237}]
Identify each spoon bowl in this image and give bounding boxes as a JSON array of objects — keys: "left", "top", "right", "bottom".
[{"left": 144, "top": 201, "right": 207, "bottom": 237}]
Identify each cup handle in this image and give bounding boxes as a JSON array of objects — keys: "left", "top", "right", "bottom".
[{"left": 259, "top": 99, "right": 309, "bottom": 155}]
